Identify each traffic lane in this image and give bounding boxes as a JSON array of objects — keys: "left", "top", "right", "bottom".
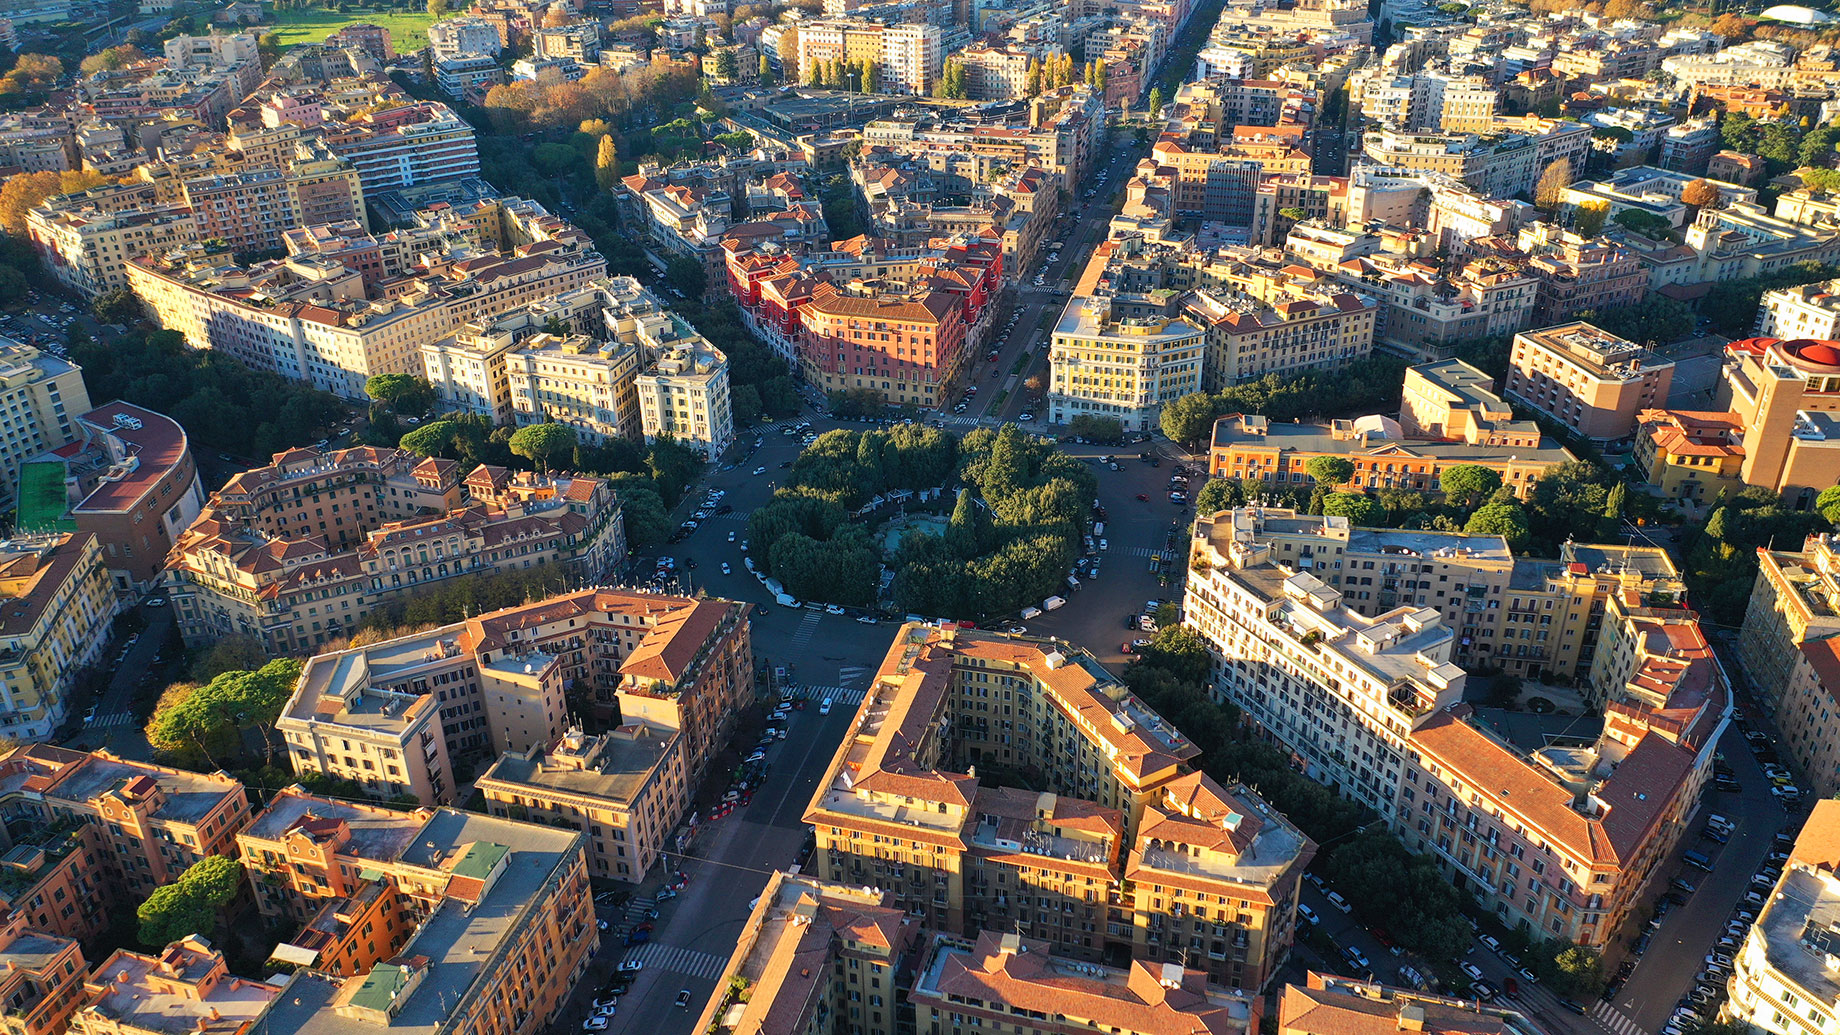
[
  {"left": 1615, "top": 726, "right": 1784, "bottom": 1032},
  {"left": 1020, "top": 452, "right": 1193, "bottom": 662}
]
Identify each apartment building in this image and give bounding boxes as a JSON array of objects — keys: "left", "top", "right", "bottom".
[
  {"left": 503, "top": 333, "right": 642, "bottom": 445},
  {"left": 1185, "top": 509, "right": 1725, "bottom": 946},
  {"left": 910, "top": 932, "right": 1257, "bottom": 1035},
  {"left": 282, "top": 588, "right": 750, "bottom": 806},
  {"left": 128, "top": 220, "right": 603, "bottom": 401},
  {"left": 1362, "top": 119, "right": 1591, "bottom": 199},
  {"left": 1208, "top": 412, "right": 1573, "bottom": 501},
  {"left": 429, "top": 16, "right": 503, "bottom": 58},
  {"left": 255, "top": 809, "right": 596, "bottom": 1035},
  {"left": 1514, "top": 226, "right": 1649, "bottom": 327},
  {"left": 804, "top": 624, "right": 1313, "bottom": 992},
  {"left": 180, "top": 168, "right": 305, "bottom": 256},
  {"left": 1049, "top": 290, "right": 1205, "bottom": 433},
  {"left": 320, "top": 103, "right": 481, "bottom": 193},
  {"left": 1632, "top": 409, "right": 1746, "bottom": 506},
  {"left": 1715, "top": 337, "right": 1840, "bottom": 508},
  {"left": 166, "top": 448, "right": 625, "bottom": 654},
  {"left": 691, "top": 874, "right": 923, "bottom": 1035},
  {"left": 1182, "top": 289, "right": 1377, "bottom": 389},
  {"left": 0, "top": 534, "right": 114, "bottom": 740},
  {"left": 0, "top": 915, "right": 87, "bottom": 1035},
  {"left": 1280, "top": 972, "right": 1542, "bottom": 1035},
  {"left": 1226, "top": 508, "right": 1684, "bottom": 683},
  {"left": 1504, "top": 322, "right": 1674, "bottom": 444},
  {"left": 1737, "top": 535, "right": 1840, "bottom": 800},
  {"left": 0, "top": 746, "right": 252, "bottom": 907},
  {"left": 635, "top": 338, "right": 734, "bottom": 458},
  {"left": 1759, "top": 279, "right": 1840, "bottom": 341},
  {"left": 70, "top": 937, "right": 277, "bottom": 1035},
  {"left": 476, "top": 722, "right": 689, "bottom": 884},
  {"left": 26, "top": 203, "right": 198, "bottom": 299},
  {"left": 1726, "top": 800, "right": 1840, "bottom": 1035},
  {"left": 800, "top": 282, "right": 965, "bottom": 408},
  {"left": 534, "top": 22, "right": 600, "bottom": 61},
  {"left": 796, "top": 19, "right": 941, "bottom": 94}
]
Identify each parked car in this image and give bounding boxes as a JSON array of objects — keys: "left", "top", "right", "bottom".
[{"left": 1460, "top": 962, "right": 1485, "bottom": 982}]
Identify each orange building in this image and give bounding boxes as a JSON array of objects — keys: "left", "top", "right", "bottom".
[
  {"left": 0, "top": 914, "right": 88, "bottom": 1035},
  {"left": 71, "top": 937, "right": 277, "bottom": 1035},
  {"left": 798, "top": 282, "right": 965, "bottom": 407},
  {"left": 0, "top": 747, "right": 251, "bottom": 916}
]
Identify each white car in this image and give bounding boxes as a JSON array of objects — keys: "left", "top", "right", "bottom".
[
  {"left": 720, "top": 562, "right": 730, "bottom": 575},
  {"left": 1460, "top": 962, "right": 1484, "bottom": 982},
  {"left": 1325, "top": 890, "right": 1352, "bottom": 913},
  {"left": 753, "top": 466, "right": 767, "bottom": 475},
  {"left": 1297, "top": 903, "right": 1320, "bottom": 926},
  {"left": 825, "top": 604, "right": 846, "bottom": 615}
]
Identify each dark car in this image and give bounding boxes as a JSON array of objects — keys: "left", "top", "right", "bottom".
[
  {"left": 676, "top": 990, "right": 694, "bottom": 1009},
  {"left": 1561, "top": 999, "right": 1589, "bottom": 1015},
  {"left": 625, "top": 929, "right": 650, "bottom": 946},
  {"left": 1632, "top": 933, "right": 1652, "bottom": 955}
]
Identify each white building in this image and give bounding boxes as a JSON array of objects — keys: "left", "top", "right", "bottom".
[
  {"left": 428, "top": 16, "right": 503, "bottom": 59},
  {"left": 1727, "top": 800, "right": 1840, "bottom": 1035},
  {"left": 1758, "top": 278, "right": 1840, "bottom": 341},
  {"left": 506, "top": 333, "right": 641, "bottom": 445},
  {"left": 1048, "top": 289, "right": 1206, "bottom": 433}
]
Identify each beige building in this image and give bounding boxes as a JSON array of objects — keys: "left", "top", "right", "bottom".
[
  {"left": 0, "top": 340, "right": 90, "bottom": 513},
  {"left": 476, "top": 722, "right": 691, "bottom": 883},
  {"left": 1505, "top": 322, "right": 1675, "bottom": 444},
  {"left": 795, "top": 18, "right": 941, "bottom": 94},
  {"left": 1717, "top": 337, "right": 1840, "bottom": 509},
  {"left": 1049, "top": 289, "right": 1206, "bottom": 434},
  {"left": 1232, "top": 508, "right": 1685, "bottom": 684},
  {"left": 0, "top": 534, "right": 116, "bottom": 741},
  {"left": 635, "top": 338, "right": 733, "bottom": 458},
  {"left": 804, "top": 624, "right": 1313, "bottom": 992},
  {"left": 166, "top": 449, "right": 626, "bottom": 654},
  {"left": 1738, "top": 535, "right": 1840, "bottom": 801},
  {"left": 283, "top": 588, "right": 751, "bottom": 807},
  {"left": 1185, "top": 508, "right": 1725, "bottom": 946},
  {"left": 505, "top": 332, "right": 642, "bottom": 445},
  {"left": 27, "top": 203, "right": 198, "bottom": 299},
  {"left": 1726, "top": 800, "right": 1840, "bottom": 1035}
]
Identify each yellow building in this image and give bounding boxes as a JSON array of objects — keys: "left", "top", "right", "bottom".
[
  {"left": 1633, "top": 409, "right": 1746, "bottom": 506},
  {"left": 1048, "top": 288, "right": 1206, "bottom": 434},
  {"left": 0, "top": 534, "right": 115, "bottom": 741},
  {"left": 1738, "top": 534, "right": 1840, "bottom": 802},
  {"left": 476, "top": 722, "right": 691, "bottom": 884},
  {"left": 1717, "top": 337, "right": 1840, "bottom": 508},
  {"left": 0, "top": 340, "right": 91, "bottom": 514},
  {"left": 505, "top": 332, "right": 642, "bottom": 445}
]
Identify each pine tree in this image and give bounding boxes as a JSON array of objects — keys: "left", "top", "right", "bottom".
[{"left": 594, "top": 134, "right": 620, "bottom": 192}]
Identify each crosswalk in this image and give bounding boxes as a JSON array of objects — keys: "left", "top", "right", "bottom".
[
  {"left": 785, "top": 684, "right": 869, "bottom": 706},
  {"left": 838, "top": 665, "right": 869, "bottom": 685},
  {"left": 1593, "top": 1002, "right": 1646, "bottom": 1035},
  {"left": 88, "top": 713, "right": 135, "bottom": 729},
  {"left": 787, "top": 611, "right": 820, "bottom": 654},
  {"left": 620, "top": 942, "right": 730, "bottom": 980}
]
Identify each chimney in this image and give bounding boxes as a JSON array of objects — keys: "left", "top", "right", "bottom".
[{"left": 1398, "top": 1004, "right": 1426, "bottom": 1031}]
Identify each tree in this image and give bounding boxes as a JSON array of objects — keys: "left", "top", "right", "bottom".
[
  {"left": 1711, "top": 13, "right": 1749, "bottom": 39},
  {"left": 595, "top": 134, "right": 621, "bottom": 192},
  {"left": 1549, "top": 945, "right": 1607, "bottom": 997},
  {"left": 759, "top": 54, "right": 775, "bottom": 86},
  {"left": 187, "top": 636, "right": 269, "bottom": 683},
  {"left": 364, "top": 373, "right": 435, "bottom": 416},
  {"left": 1194, "top": 477, "right": 1245, "bottom": 515},
  {"left": 1680, "top": 178, "right": 1723, "bottom": 211},
  {"left": 1025, "top": 58, "right": 1041, "bottom": 98},
  {"left": 1817, "top": 484, "right": 1840, "bottom": 525},
  {"left": 1535, "top": 158, "right": 1573, "bottom": 209},
  {"left": 1304, "top": 456, "right": 1355, "bottom": 487},
  {"left": 666, "top": 255, "right": 705, "bottom": 298},
  {"left": 1148, "top": 86, "right": 1163, "bottom": 118},
  {"left": 1615, "top": 207, "right": 1677, "bottom": 239},
  {"left": 1159, "top": 393, "right": 1217, "bottom": 449},
  {"left": 0, "top": 169, "right": 111, "bottom": 234},
  {"left": 79, "top": 44, "right": 143, "bottom": 75},
  {"left": 137, "top": 855, "right": 244, "bottom": 948},
  {"left": 508, "top": 423, "right": 578, "bottom": 473},
  {"left": 428, "top": 0, "right": 449, "bottom": 15},
  {"left": 1574, "top": 200, "right": 1609, "bottom": 237},
  {"left": 1440, "top": 464, "right": 1502, "bottom": 506},
  {"left": 1465, "top": 501, "right": 1531, "bottom": 547},
  {"left": 1321, "top": 492, "right": 1384, "bottom": 526},
  {"left": 91, "top": 288, "right": 142, "bottom": 325},
  {"left": 398, "top": 420, "right": 459, "bottom": 457}
]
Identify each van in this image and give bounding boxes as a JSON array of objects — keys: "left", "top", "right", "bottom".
[
  {"left": 776, "top": 593, "right": 799, "bottom": 608},
  {"left": 1065, "top": 576, "right": 1082, "bottom": 591},
  {"left": 1021, "top": 606, "right": 1042, "bottom": 619},
  {"left": 1093, "top": 522, "right": 1105, "bottom": 537},
  {"left": 1043, "top": 596, "right": 1066, "bottom": 611},
  {"left": 1683, "top": 850, "right": 1713, "bottom": 871}
]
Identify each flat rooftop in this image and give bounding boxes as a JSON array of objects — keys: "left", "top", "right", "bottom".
[
  {"left": 258, "top": 810, "right": 583, "bottom": 1035},
  {"left": 240, "top": 789, "right": 426, "bottom": 862},
  {"left": 476, "top": 723, "right": 677, "bottom": 807},
  {"left": 1210, "top": 418, "right": 1574, "bottom": 467},
  {"left": 1755, "top": 865, "right": 1840, "bottom": 1009},
  {"left": 45, "top": 754, "right": 238, "bottom": 824}
]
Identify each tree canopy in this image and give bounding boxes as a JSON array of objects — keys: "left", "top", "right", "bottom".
[
  {"left": 137, "top": 855, "right": 244, "bottom": 948},
  {"left": 508, "top": 423, "right": 578, "bottom": 473}
]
